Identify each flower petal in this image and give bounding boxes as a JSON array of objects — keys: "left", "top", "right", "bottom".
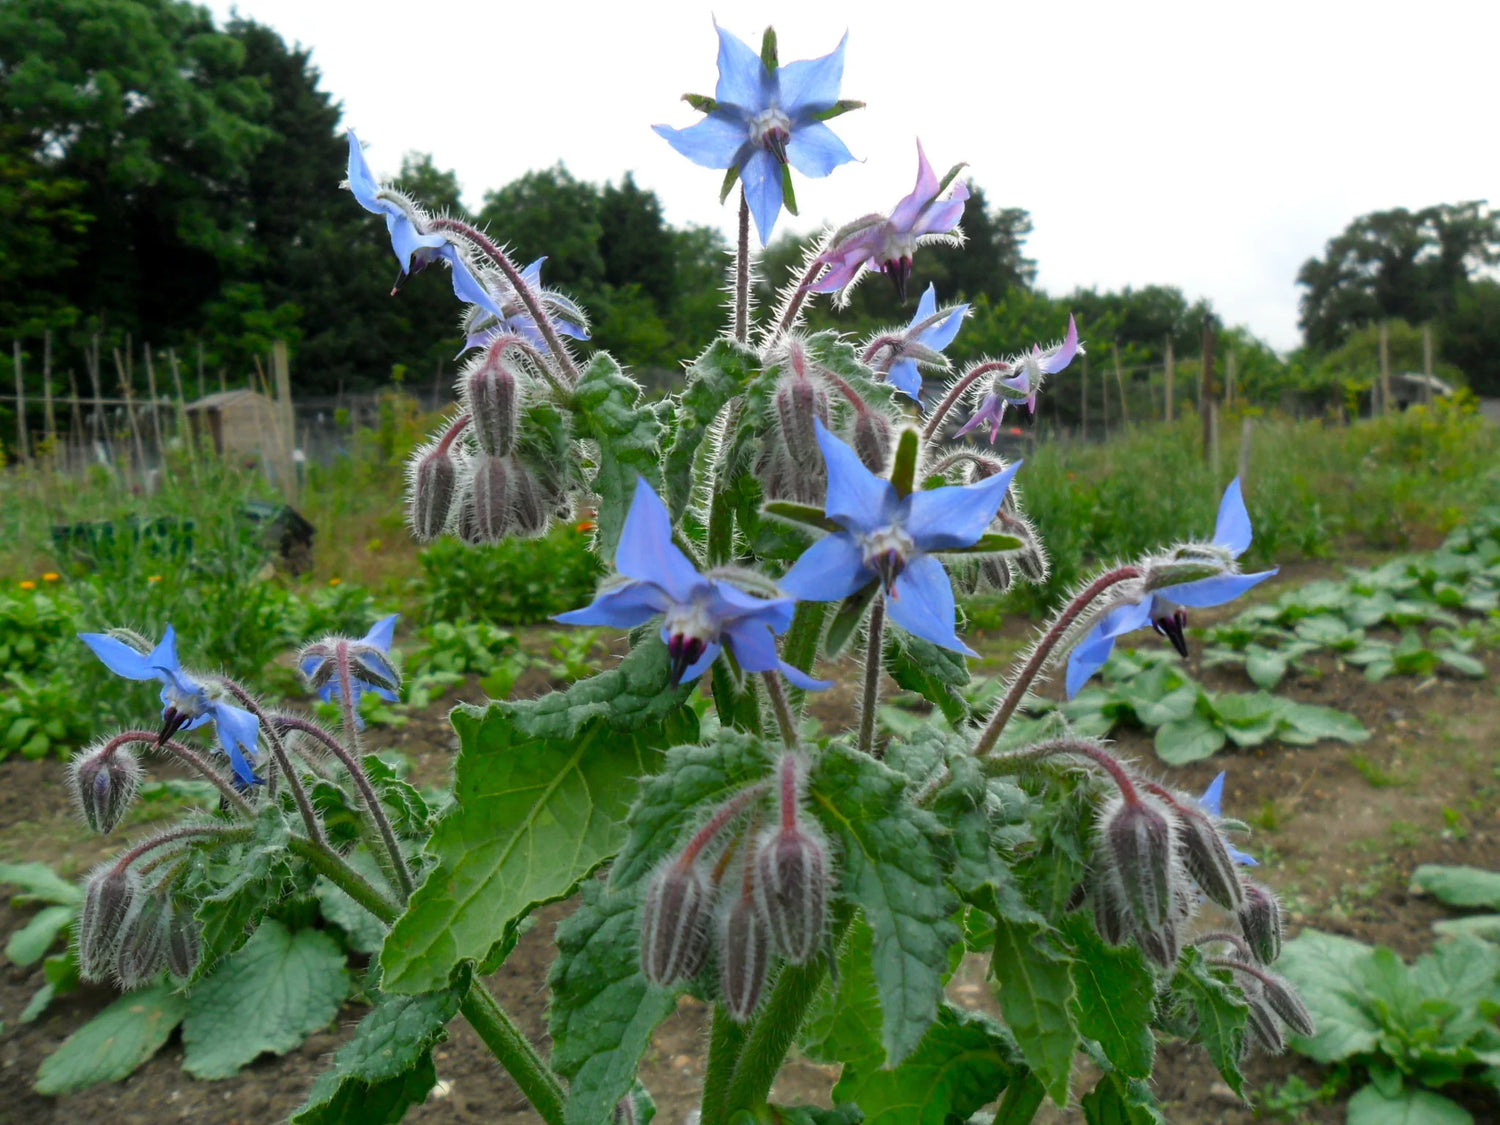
[
  {"left": 778, "top": 32, "right": 847, "bottom": 112},
  {"left": 554, "top": 581, "right": 669, "bottom": 629},
  {"left": 211, "top": 702, "right": 261, "bottom": 787},
  {"left": 652, "top": 115, "right": 749, "bottom": 170},
  {"left": 722, "top": 619, "right": 784, "bottom": 674},
  {"left": 1213, "top": 477, "right": 1253, "bottom": 557},
  {"left": 713, "top": 22, "right": 772, "bottom": 111},
  {"left": 614, "top": 478, "right": 705, "bottom": 603},
  {"left": 1065, "top": 624, "right": 1117, "bottom": 698},
  {"left": 363, "top": 614, "right": 399, "bottom": 652},
  {"left": 1161, "top": 568, "right": 1276, "bottom": 608},
  {"left": 439, "top": 245, "right": 506, "bottom": 320},
  {"left": 916, "top": 303, "right": 968, "bottom": 353},
  {"left": 912, "top": 180, "right": 969, "bottom": 236},
  {"left": 385, "top": 214, "right": 445, "bottom": 274},
  {"left": 1039, "top": 314, "right": 1080, "bottom": 375},
  {"left": 681, "top": 640, "right": 721, "bottom": 685},
  {"left": 886, "top": 554, "right": 974, "bottom": 656},
  {"left": 785, "top": 120, "right": 854, "bottom": 178},
  {"left": 79, "top": 632, "right": 156, "bottom": 680},
  {"left": 902, "top": 462, "right": 1020, "bottom": 551},
  {"left": 709, "top": 581, "right": 796, "bottom": 632},
  {"left": 814, "top": 418, "right": 897, "bottom": 533},
  {"left": 886, "top": 358, "right": 923, "bottom": 402},
  {"left": 889, "top": 139, "right": 940, "bottom": 232},
  {"left": 909, "top": 283, "right": 938, "bottom": 327},
  {"left": 779, "top": 533, "right": 872, "bottom": 602},
  {"left": 1198, "top": 772, "right": 1226, "bottom": 817},
  {"left": 345, "top": 131, "right": 389, "bottom": 215},
  {"left": 740, "top": 149, "right": 785, "bottom": 247}
]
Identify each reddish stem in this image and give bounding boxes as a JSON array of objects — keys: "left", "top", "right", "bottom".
[
  {"left": 677, "top": 784, "right": 769, "bottom": 868},
  {"left": 922, "top": 360, "right": 1012, "bottom": 441}
]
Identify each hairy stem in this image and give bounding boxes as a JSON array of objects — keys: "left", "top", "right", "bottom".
[
  {"left": 111, "top": 823, "right": 253, "bottom": 876},
  {"left": 218, "top": 680, "right": 325, "bottom": 845},
  {"left": 276, "top": 710, "right": 415, "bottom": 900},
  {"left": 972, "top": 566, "right": 1142, "bottom": 758},
  {"left": 735, "top": 188, "right": 751, "bottom": 344},
  {"left": 286, "top": 836, "right": 402, "bottom": 923},
  {"left": 701, "top": 1005, "right": 749, "bottom": 1124},
  {"left": 858, "top": 597, "right": 886, "bottom": 757},
  {"left": 108, "top": 730, "right": 253, "bottom": 817},
  {"left": 761, "top": 671, "right": 798, "bottom": 748},
  {"left": 922, "top": 360, "right": 1012, "bottom": 441},
  {"left": 426, "top": 217, "right": 580, "bottom": 385},
  {"left": 460, "top": 980, "right": 568, "bottom": 1125},
  {"left": 723, "top": 909, "right": 852, "bottom": 1114}
]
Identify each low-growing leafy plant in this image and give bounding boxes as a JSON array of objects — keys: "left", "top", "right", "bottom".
[
  {"left": 415, "top": 523, "right": 601, "bottom": 625},
  {"left": 1278, "top": 930, "right": 1500, "bottom": 1125},
  {"left": 1412, "top": 865, "right": 1500, "bottom": 942}
]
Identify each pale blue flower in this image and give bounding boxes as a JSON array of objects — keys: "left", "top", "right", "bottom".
[
  {"left": 811, "top": 140, "right": 968, "bottom": 302},
  {"left": 1065, "top": 479, "right": 1277, "bottom": 697},
  {"left": 557, "top": 479, "right": 828, "bottom": 690},
  {"left": 299, "top": 615, "right": 401, "bottom": 716},
  {"left": 79, "top": 626, "right": 260, "bottom": 787},
  {"left": 654, "top": 24, "right": 856, "bottom": 246},
  {"left": 344, "top": 130, "right": 504, "bottom": 319},
  {"left": 778, "top": 420, "right": 1020, "bottom": 655},
  {"left": 956, "top": 316, "right": 1081, "bottom": 443},
  {"left": 1197, "top": 772, "right": 1258, "bottom": 867},
  {"left": 459, "top": 258, "right": 590, "bottom": 356},
  {"left": 887, "top": 284, "right": 967, "bottom": 403}
]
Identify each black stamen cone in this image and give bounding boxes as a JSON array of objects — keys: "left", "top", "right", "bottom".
[
  {"left": 667, "top": 635, "right": 706, "bottom": 687},
  {"left": 883, "top": 257, "right": 913, "bottom": 303},
  {"left": 1152, "top": 608, "right": 1190, "bottom": 658},
  {"left": 157, "top": 707, "right": 191, "bottom": 747}
]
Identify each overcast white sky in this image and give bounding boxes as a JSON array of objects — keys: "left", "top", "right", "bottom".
[{"left": 208, "top": 0, "right": 1496, "bottom": 351}]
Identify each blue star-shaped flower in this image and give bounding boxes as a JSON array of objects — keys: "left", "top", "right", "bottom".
[
  {"left": 654, "top": 24, "right": 856, "bottom": 246},
  {"left": 79, "top": 626, "right": 260, "bottom": 787},
  {"left": 299, "top": 615, "right": 402, "bottom": 723},
  {"left": 1065, "top": 479, "right": 1278, "bottom": 697},
  {"left": 887, "top": 284, "right": 968, "bottom": 404},
  {"left": 344, "top": 130, "right": 504, "bottom": 320},
  {"left": 556, "top": 479, "right": 828, "bottom": 690},
  {"left": 1196, "top": 772, "right": 1258, "bottom": 867},
  {"left": 956, "top": 316, "right": 1082, "bottom": 443},
  {"left": 459, "top": 258, "right": 590, "bottom": 357},
  {"left": 778, "top": 420, "right": 1020, "bottom": 655}
]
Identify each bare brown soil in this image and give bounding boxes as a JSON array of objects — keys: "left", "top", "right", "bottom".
[{"left": 2, "top": 600, "right": 1498, "bottom": 1125}]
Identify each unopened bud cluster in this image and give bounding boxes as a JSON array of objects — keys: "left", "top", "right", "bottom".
[
  {"left": 758, "top": 364, "right": 830, "bottom": 506},
  {"left": 77, "top": 861, "right": 201, "bottom": 987},
  {"left": 405, "top": 344, "right": 568, "bottom": 545},
  {"left": 638, "top": 755, "right": 831, "bottom": 1021}
]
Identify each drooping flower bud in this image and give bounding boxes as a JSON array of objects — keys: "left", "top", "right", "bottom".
[
  {"left": 1174, "top": 804, "right": 1245, "bottom": 911},
  {"left": 852, "top": 409, "right": 892, "bottom": 475},
  {"left": 1101, "top": 795, "right": 1176, "bottom": 934},
  {"left": 464, "top": 351, "right": 520, "bottom": 457},
  {"left": 719, "top": 886, "right": 772, "bottom": 1022},
  {"left": 753, "top": 756, "right": 829, "bottom": 965},
  {"left": 408, "top": 440, "right": 460, "bottom": 543},
  {"left": 1091, "top": 882, "right": 1127, "bottom": 946},
  {"left": 1133, "top": 915, "right": 1181, "bottom": 968},
  {"left": 69, "top": 741, "right": 142, "bottom": 835},
  {"left": 1243, "top": 986, "right": 1286, "bottom": 1055},
  {"left": 466, "top": 453, "right": 512, "bottom": 544},
  {"left": 115, "top": 893, "right": 168, "bottom": 989},
  {"left": 77, "top": 864, "right": 139, "bottom": 983},
  {"left": 509, "top": 461, "right": 550, "bottom": 538},
  {"left": 774, "top": 369, "right": 829, "bottom": 472},
  {"left": 1238, "top": 882, "right": 1284, "bottom": 965},
  {"left": 165, "top": 904, "right": 202, "bottom": 980},
  {"left": 1258, "top": 970, "right": 1315, "bottom": 1037},
  {"left": 640, "top": 861, "right": 713, "bottom": 986}
]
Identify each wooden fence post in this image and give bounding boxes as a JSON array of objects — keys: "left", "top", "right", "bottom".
[
  {"left": 1237, "top": 415, "right": 1253, "bottom": 485},
  {"left": 1079, "top": 349, "right": 1089, "bottom": 439},
  {"left": 1200, "top": 321, "right": 1217, "bottom": 461},
  {"left": 271, "top": 340, "right": 298, "bottom": 502},
  {"left": 1112, "top": 343, "right": 1130, "bottom": 427},
  {"left": 1225, "top": 350, "right": 1237, "bottom": 408},
  {"left": 42, "top": 330, "right": 56, "bottom": 449},
  {"left": 145, "top": 344, "right": 166, "bottom": 463},
  {"left": 1422, "top": 323, "right": 1434, "bottom": 406},
  {"left": 12, "top": 341, "right": 28, "bottom": 465},
  {"left": 1164, "top": 337, "right": 1175, "bottom": 423},
  {"left": 1378, "top": 320, "right": 1391, "bottom": 415}
]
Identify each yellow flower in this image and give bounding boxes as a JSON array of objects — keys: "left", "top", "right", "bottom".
[
  {"left": 147, "top": 574, "right": 163, "bottom": 584},
  {"left": 42, "top": 572, "right": 59, "bottom": 583},
  {"left": 328, "top": 577, "right": 342, "bottom": 587},
  {"left": 18, "top": 580, "right": 36, "bottom": 590}
]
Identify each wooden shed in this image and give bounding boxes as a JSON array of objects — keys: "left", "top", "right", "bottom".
[{"left": 184, "top": 389, "right": 281, "bottom": 458}]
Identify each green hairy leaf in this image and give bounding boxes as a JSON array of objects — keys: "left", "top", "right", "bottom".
[
  {"left": 572, "top": 352, "right": 664, "bottom": 558},
  {"left": 810, "top": 743, "right": 960, "bottom": 1066},
  {"left": 1080, "top": 1072, "right": 1167, "bottom": 1125},
  {"left": 1274, "top": 929, "right": 1382, "bottom": 1063},
  {"left": 1410, "top": 864, "right": 1500, "bottom": 910},
  {"left": 182, "top": 920, "right": 350, "bottom": 1079},
  {"left": 191, "top": 805, "right": 294, "bottom": 977},
  {"left": 549, "top": 877, "right": 678, "bottom": 1125},
  {"left": 1061, "top": 913, "right": 1155, "bottom": 1079},
  {"left": 989, "top": 918, "right": 1077, "bottom": 1106},
  {"left": 1346, "top": 1085, "right": 1474, "bottom": 1125},
  {"left": 34, "top": 982, "right": 188, "bottom": 1094},
  {"left": 664, "top": 338, "right": 755, "bottom": 518},
  {"left": 380, "top": 700, "right": 692, "bottom": 993},
  {"left": 1171, "top": 948, "right": 1249, "bottom": 1095},
  {"left": 292, "top": 980, "right": 467, "bottom": 1125}
]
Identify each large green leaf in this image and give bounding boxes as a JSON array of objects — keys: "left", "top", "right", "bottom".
[
  {"left": 1410, "top": 865, "right": 1500, "bottom": 910},
  {"left": 885, "top": 630, "right": 971, "bottom": 728},
  {"left": 1346, "top": 1085, "right": 1473, "bottom": 1125},
  {"left": 801, "top": 913, "right": 884, "bottom": 1066},
  {"left": 832, "top": 1003, "right": 1020, "bottom": 1125},
  {"left": 663, "top": 338, "right": 754, "bottom": 518},
  {"left": 34, "top": 981, "right": 188, "bottom": 1094},
  {"left": 990, "top": 918, "right": 1077, "bottom": 1106},
  {"left": 5, "top": 903, "right": 74, "bottom": 966},
  {"left": 810, "top": 743, "right": 960, "bottom": 1065},
  {"left": 191, "top": 805, "right": 294, "bottom": 977},
  {"left": 292, "top": 982, "right": 467, "bottom": 1125},
  {"left": 0, "top": 861, "right": 83, "bottom": 906},
  {"left": 572, "top": 351, "right": 664, "bottom": 557},
  {"left": 182, "top": 920, "right": 350, "bottom": 1079},
  {"left": 1170, "top": 949, "right": 1249, "bottom": 1095},
  {"left": 548, "top": 877, "right": 677, "bottom": 1125},
  {"left": 1153, "top": 710, "right": 1225, "bottom": 764},
  {"left": 1275, "top": 929, "right": 1382, "bottom": 1064},
  {"left": 612, "top": 730, "right": 775, "bottom": 890},
  {"left": 1061, "top": 913, "right": 1154, "bottom": 1079},
  {"left": 380, "top": 702, "right": 691, "bottom": 993},
  {"left": 1080, "top": 1072, "right": 1166, "bottom": 1125},
  {"left": 1275, "top": 699, "right": 1370, "bottom": 746}
]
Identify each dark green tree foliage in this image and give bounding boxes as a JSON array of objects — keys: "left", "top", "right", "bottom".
[
  {"left": 1297, "top": 202, "right": 1500, "bottom": 354},
  {"left": 0, "top": 127, "right": 92, "bottom": 334}
]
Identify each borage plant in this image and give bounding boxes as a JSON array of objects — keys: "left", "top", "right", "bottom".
[{"left": 60, "top": 23, "right": 1310, "bottom": 1125}]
